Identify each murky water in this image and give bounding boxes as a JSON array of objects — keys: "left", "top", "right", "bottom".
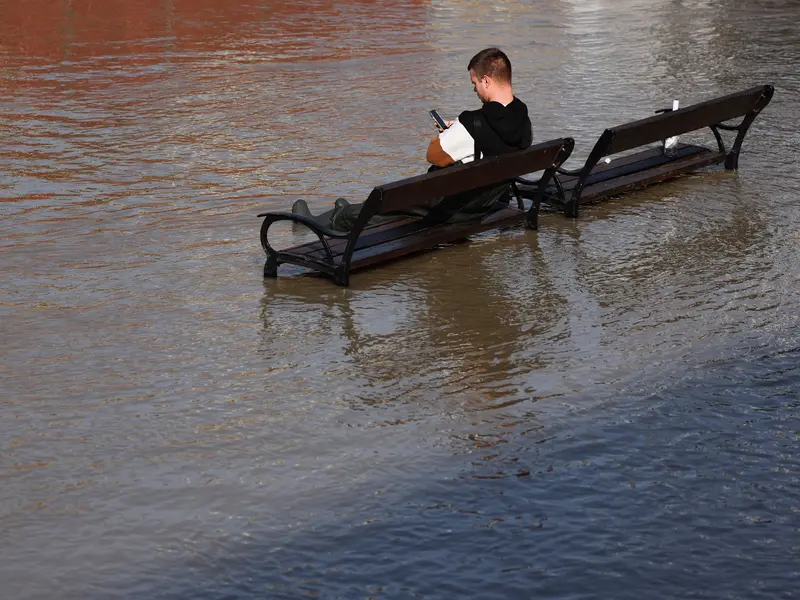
[{"left": 1, "top": 1, "right": 798, "bottom": 598}]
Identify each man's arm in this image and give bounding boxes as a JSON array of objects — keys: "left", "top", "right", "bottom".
[
  {"left": 426, "top": 137, "right": 456, "bottom": 167},
  {"left": 427, "top": 118, "right": 475, "bottom": 167}
]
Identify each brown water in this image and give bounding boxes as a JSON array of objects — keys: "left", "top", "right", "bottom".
[{"left": 2, "top": 1, "right": 799, "bottom": 598}]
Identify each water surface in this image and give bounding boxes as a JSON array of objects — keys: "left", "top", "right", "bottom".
[{"left": 1, "top": 1, "right": 798, "bottom": 598}]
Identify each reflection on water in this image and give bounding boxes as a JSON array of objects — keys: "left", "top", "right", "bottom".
[
  {"left": 1, "top": 0, "right": 799, "bottom": 598},
  {"left": 261, "top": 233, "right": 567, "bottom": 409}
]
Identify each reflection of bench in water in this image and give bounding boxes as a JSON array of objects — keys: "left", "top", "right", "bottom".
[
  {"left": 258, "top": 138, "right": 574, "bottom": 286},
  {"left": 517, "top": 85, "right": 774, "bottom": 217}
]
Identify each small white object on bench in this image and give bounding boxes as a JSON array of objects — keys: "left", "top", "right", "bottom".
[{"left": 664, "top": 100, "right": 680, "bottom": 150}]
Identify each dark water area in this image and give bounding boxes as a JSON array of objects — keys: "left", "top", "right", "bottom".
[{"left": 1, "top": 0, "right": 799, "bottom": 598}]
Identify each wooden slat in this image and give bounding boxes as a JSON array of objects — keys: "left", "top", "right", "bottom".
[
  {"left": 348, "top": 206, "right": 523, "bottom": 271},
  {"left": 518, "top": 144, "right": 714, "bottom": 201},
  {"left": 579, "top": 149, "right": 725, "bottom": 203},
  {"left": 304, "top": 202, "right": 529, "bottom": 263},
  {"left": 584, "top": 144, "right": 708, "bottom": 185},
  {"left": 302, "top": 216, "right": 432, "bottom": 261},
  {"left": 558, "top": 144, "right": 711, "bottom": 194},
  {"left": 283, "top": 215, "right": 411, "bottom": 258}
]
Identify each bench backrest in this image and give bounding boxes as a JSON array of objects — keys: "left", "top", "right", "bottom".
[
  {"left": 373, "top": 137, "right": 574, "bottom": 214},
  {"left": 599, "top": 84, "right": 773, "bottom": 157}
]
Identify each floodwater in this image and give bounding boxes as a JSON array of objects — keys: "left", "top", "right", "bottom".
[{"left": 1, "top": 0, "right": 798, "bottom": 598}]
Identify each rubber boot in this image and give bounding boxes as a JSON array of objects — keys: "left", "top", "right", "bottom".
[{"left": 291, "top": 199, "right": 314, "bottom": 218}]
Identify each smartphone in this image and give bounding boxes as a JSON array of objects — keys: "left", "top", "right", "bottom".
[{"left": 429, "top": 109, "right": 448, "bottom": 131}]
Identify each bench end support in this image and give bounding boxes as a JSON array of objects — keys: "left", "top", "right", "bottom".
[
  {"left": 566, "top": 130, "right": 614, "bottom": 219},
  {"left": 334, "top": 264, "right": 350, "bottom": 287},
  {"left": 723, "top": 84, "right": 775, "bottom": 171},
  {"left": 525, "top": 196, "right": 540, "bottom": 230},
  {"left": 563, "top": 201, "right": 579, "bottom": 219},
  {"left": 264, "top": 254, "right": 279, "bottom": 278}
]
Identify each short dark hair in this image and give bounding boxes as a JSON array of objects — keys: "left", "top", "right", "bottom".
[{"left": 467, "top": 48, "right": 512, "bottom": 83}]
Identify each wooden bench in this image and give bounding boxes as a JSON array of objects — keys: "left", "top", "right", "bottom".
[
  {"left": 517, "top": 84, "right": 774, "bottom": 217},
  {"left": 258, "top": 137, "right": 574, "bottom": 286}
]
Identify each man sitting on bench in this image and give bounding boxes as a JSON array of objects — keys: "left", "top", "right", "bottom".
[{"left": 291, "top": 47, "right": 534, "bottom": 231}]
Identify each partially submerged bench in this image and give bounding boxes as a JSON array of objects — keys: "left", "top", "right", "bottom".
[
  {"left": 517, "top": 84, "right": 774, "bottom": 217},
  {"left": 258, "top": 137, "right": 574, "bottom": 286}
]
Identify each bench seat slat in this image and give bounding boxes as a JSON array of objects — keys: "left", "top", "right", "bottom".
[
  {"left": 300, "top": 201, "right": 527, "bottom": 263},
  {"left": 573, "top": 144, "right": 710, "bottom": 188},
  {"left": 274, "top": 205, "right": 525, "bottom": 272},
  {"left": 302, "top": 216, "right": 431, "bottom": 261},
  {"left": 518, "top": 143, "right": 716, "bottom": 204},
  {"left": 283, "top": 215, "right": 413, "bottom": 258},
  {"left": 556, "top": 143, "right": 715, "bottom": 197},
  {"left": 349, "top": 206, "right": 522, "bottom": 271},
  {"left": 579, "top": 148, "right": 724, "bottom": 202},
  {"left": 284, "top": 210, "right": 475, "bottom": 262}
]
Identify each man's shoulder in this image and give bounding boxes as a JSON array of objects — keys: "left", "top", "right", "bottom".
[
  {"left": 510, "top": 96, "right": 529, "bottom": 108},
  {"left": 457, "top": 109, "right": 483, "bottom": 136},
  {"left": 458, "top": 108, "right": 482, "bottom": 120}
]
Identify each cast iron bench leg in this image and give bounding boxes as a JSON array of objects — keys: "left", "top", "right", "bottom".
[
  {"left": 334, "top": 264, "right": 350, "bottom": 287},
  {"left": 264, "top": 255, "right": 279, "bottom": 278}
]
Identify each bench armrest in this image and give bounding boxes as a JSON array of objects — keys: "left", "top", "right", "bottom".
[
  {"left": 258, "top": 211, "right": 352, "bottom": 265},
  {"left": 257, "top": 211, "right": 351, "bottom": 239}
]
